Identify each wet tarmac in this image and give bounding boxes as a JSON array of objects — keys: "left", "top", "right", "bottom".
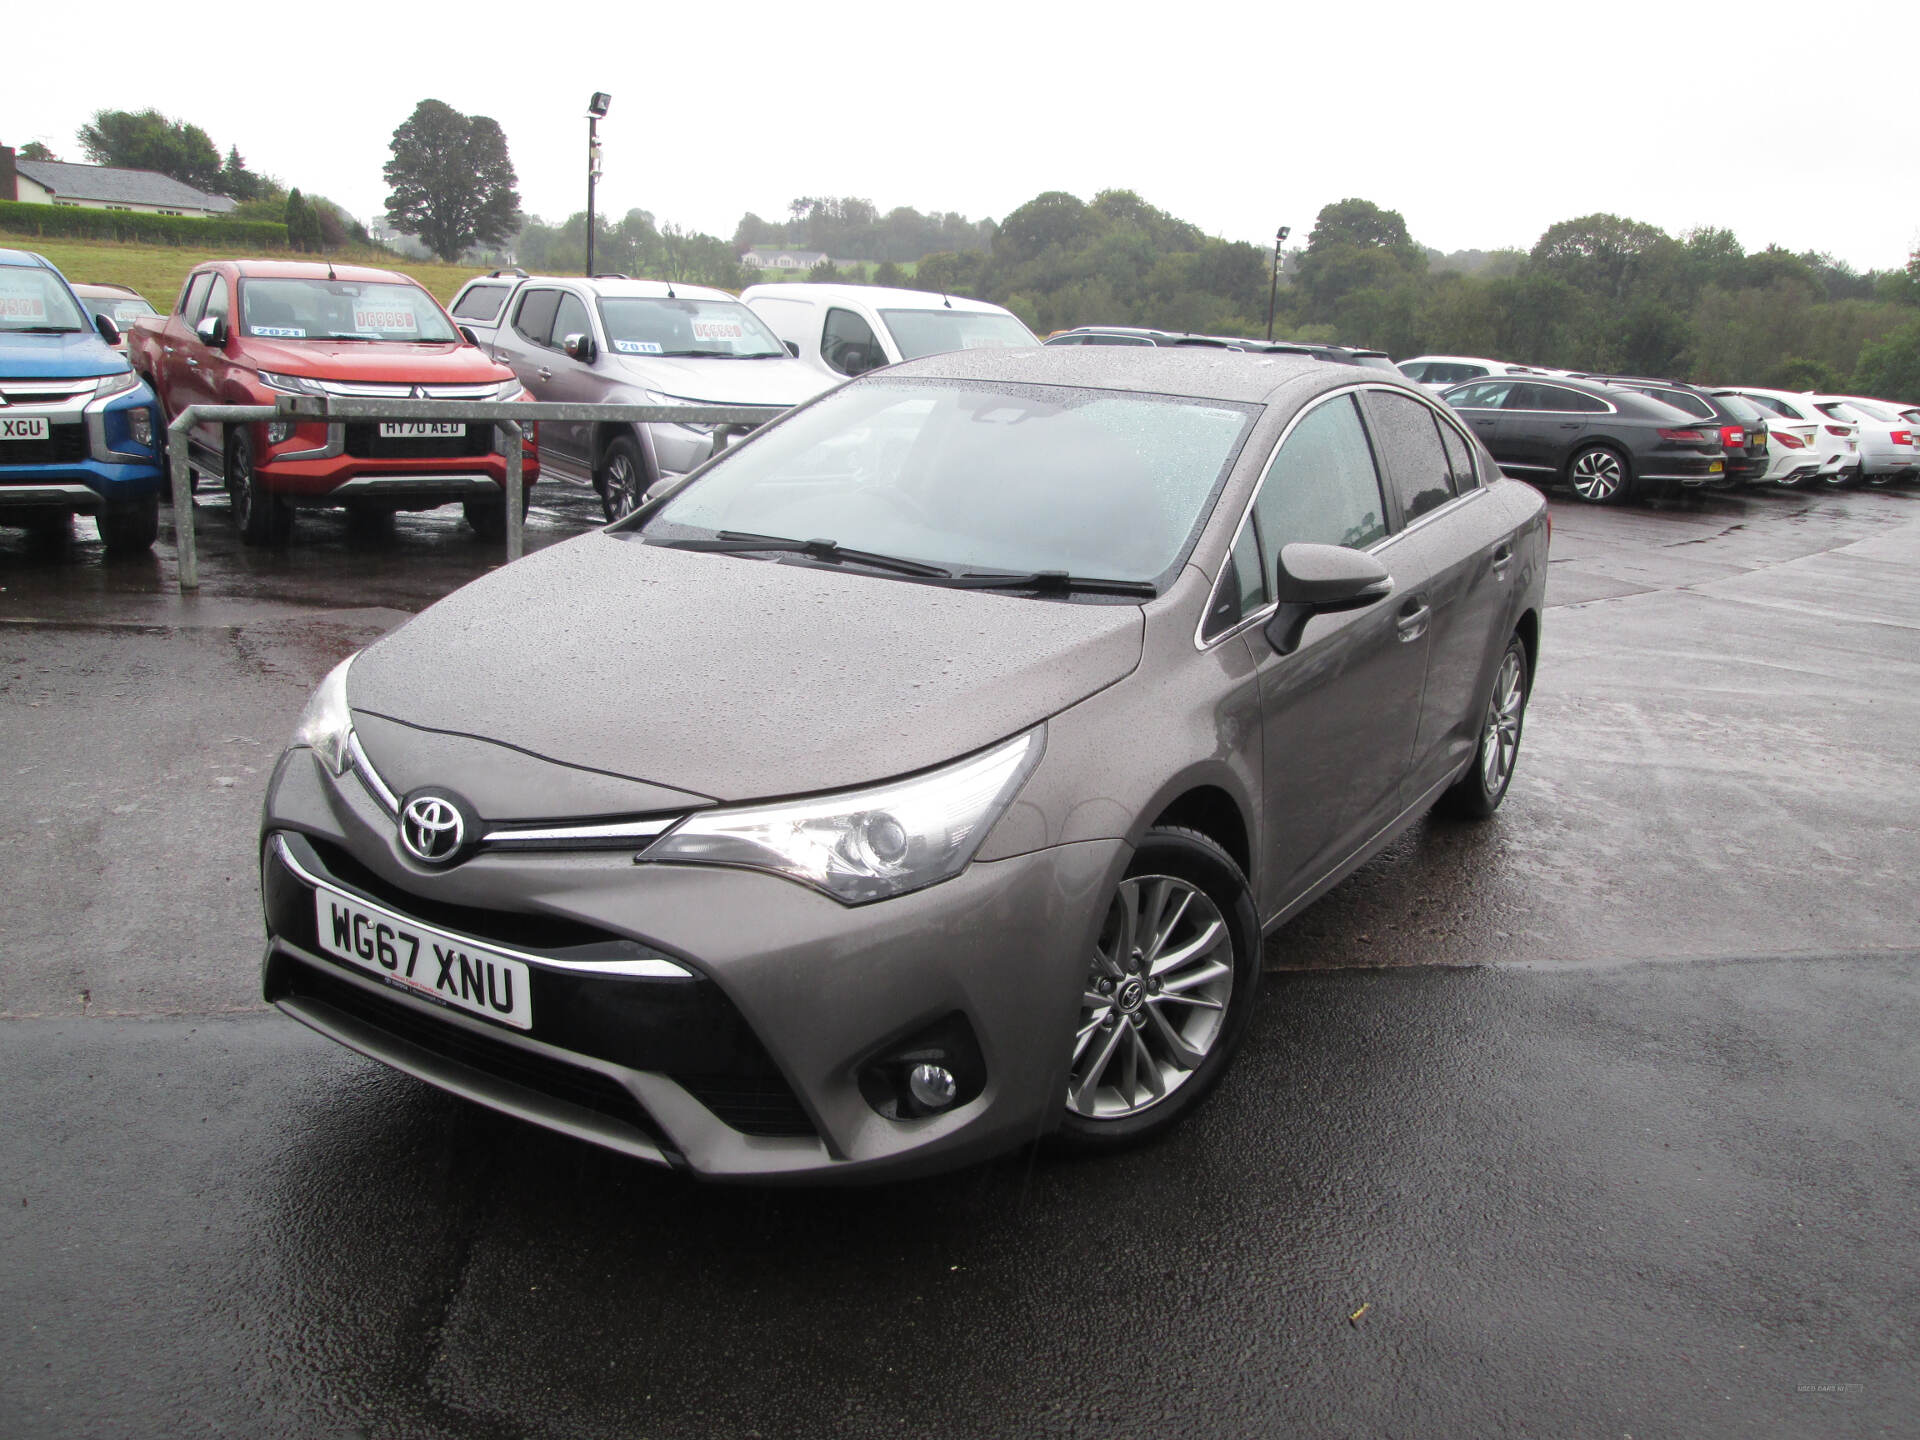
[{"left": 3, "top": 479, "right": 1917, "bottom": 1437}]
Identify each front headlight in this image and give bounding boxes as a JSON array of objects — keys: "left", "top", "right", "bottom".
[
  {"left": 644, "top": 389, "right": 716, "bottom": 436},
  {"left": 93, "top": 369, "right": 139, "bottom": 399},
  {"left": 290, "top": 656, "right": 355, "bottom": 776},
  {"left": 641, "top": 728, "right": 1044, "bottom": 904},
  {"left": 258, "top": 370, "right": 328, "bottom": 396}
]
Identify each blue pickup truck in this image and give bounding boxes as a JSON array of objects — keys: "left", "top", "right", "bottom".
[{"left": 1, "top": 248, "right": 167, "bottom": 555}]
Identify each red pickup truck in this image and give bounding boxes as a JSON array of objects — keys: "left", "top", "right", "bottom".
[{"left": 129, "top": 260, "right": 538, "bottom": 544}]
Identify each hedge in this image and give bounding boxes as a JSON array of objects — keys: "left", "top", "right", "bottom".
[{"left": 0, "top": 200, "right": 287, "bottom": 248}]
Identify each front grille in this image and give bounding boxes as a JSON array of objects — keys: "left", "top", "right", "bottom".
[
  {"left": 0, "top": 424, "right": 87, "bottom": 468},
  {"left": 344, "top": 422, "right": 494, "bottom": 460},
  {"left": 305, "top": 836, "right": 629, "bottom": 952},
  {"left": 275, "top": 958, "right": 670, "bottom": 1145},
  {"left": 672, "top": 1075, "right": 817, "bottom": 1137}
]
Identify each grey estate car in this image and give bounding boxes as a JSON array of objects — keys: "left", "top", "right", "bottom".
[
  {"left": 449, "top": 272, "right": 831, "bottom": 519},
  {"left": 259, "top": 348, "right": 1547, "bottom": 1181}
]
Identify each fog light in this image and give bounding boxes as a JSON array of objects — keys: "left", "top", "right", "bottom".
[
  {"left": 908, "top": 1063, "right": 957, "bottom": 1111},
  {"left": 128, "top": 407, "right": 153, "bottom": 447},
  {"left": 267, "top": 421, "right": 295, "bottom": 444}
]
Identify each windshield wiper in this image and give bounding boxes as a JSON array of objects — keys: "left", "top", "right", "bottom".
[
  {"left": 651, "top": 350, "right": 785, "bottom": 359},
  {"left": 942, "top": 570, "right": 1159, "bottom": 597},
  {"left": 667, "top": 530, "right": 953, "bottom": 579},
  {"left": 14, "top": 326, "right": 85, "bottom": 334}
]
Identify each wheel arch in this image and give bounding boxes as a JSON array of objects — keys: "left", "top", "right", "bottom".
[{"left": 1145, "top": 781, "right": 1254, "bottom": 888}]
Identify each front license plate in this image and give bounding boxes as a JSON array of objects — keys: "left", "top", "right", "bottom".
[
  {"left": 1709, "top": 460, "right": 1723, "bottom": 473},
  {"left": 312, "top": 883, "right": 533, "bottom": 1029},
  {"left": 378, "top": 422, "right": 465, "bottom": 439},
  {"left": 0, "top": 416, "right": 51, "bottom": 441}
]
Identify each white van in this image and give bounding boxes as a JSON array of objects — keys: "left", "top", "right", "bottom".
[{"left": 741, "top": 283, "right": 1037, "bottom": 381}]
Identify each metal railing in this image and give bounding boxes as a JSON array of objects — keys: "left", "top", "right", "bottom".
[{"left": 166, "top": 396, "right": 788, "bottom": 591}]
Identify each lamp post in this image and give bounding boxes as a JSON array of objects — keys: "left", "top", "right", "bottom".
[
  {"left": 1266, "top": 225, "right": 1291, "bottom": 342},
  {"left": 585, "top": 91, "right": 611, "bottom": 276}
]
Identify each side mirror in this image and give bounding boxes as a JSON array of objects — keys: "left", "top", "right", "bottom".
[
  {"left": 458, "top": 324, "right": 480, "bottom": 347},
  {"left": 94, "top": 312, "right": 122, "bottom": 346},
  {"left": 563, "top": 332, "right": 596, "bottom": 363},
  {"left": 195, "top": 314, "right": 227, "bottom": 347},
  {"left": 783, "top": 339, "right": 800, "bottom": 358},
  {"left": 1263, "top": 542, "right": 1394, "bottom": 655}
]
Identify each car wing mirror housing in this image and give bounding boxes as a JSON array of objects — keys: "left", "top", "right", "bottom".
[
  {"left": 563, "top": 332, "right": 597, "bottom": 363},
  {"left": 94, "top": 312, "right": 122, "bottom": 346},
  {"left": 1263, "top": 542, "right": 1394, "bottom": 655},
  {"left": 194, "top": 314, "right": 226, "bottom": 347},
  {"left": 783, "top": 339, "right": 800, "bottom": 358},
  {"left": 458, "top": 324, "right": 480, "bottom": 347}
]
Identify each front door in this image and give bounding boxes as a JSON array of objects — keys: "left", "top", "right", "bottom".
[{"left": 1245, "top": 391, "right": 1431, "bottom": 911}]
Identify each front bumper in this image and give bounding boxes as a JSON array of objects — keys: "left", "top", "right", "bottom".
[
  {"left": 246, "top": 420, "right": 541, "bottom": 506},
  {"left": 0, "top": 383, "right": 166, "bottom": 507},
  {"left": 260, "top": 747, "right": 1126, "bottom": 1181}
]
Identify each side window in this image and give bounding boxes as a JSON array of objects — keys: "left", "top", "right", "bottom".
[
  {"left": 822, "top": 307, "right": 884, "bottom": 376},
  {"left": 513, "top": 288, "right": 561, "bottom": 348},
  {"left": 1437, "top": 415, "right": 1479, "bottom": 491},
  {"left": 1252, "top": 394, "right": 1389, "bottom": 556},
  {"left": 202, "top": 275, "right": 230, "bottom": 325},
  {"left": 452, "top": 285, "right": 508, "bottom": 321},
  {"left": 1366, "top": 390, "right": 1455, "bottom": 523},
  {"left": 181, "top": 272, "right": 212, "bottom": 321},
  {"left": 1202, "top": 518, "right": 1272, "bottom": 641},
  {"left": 1448, "top": 380, "right": 1510, "bottom": 409},
  {"left": 552, "top": 292, "right": 592, "bottom": 348},
  {"left": 1397, "top": 361, "right": 1428, "bottom": 382},
  {"left": 1502, "top": 383, "right": 1549, "bottom": 411},
  {"left": 1656, "top": 389, "right": 1713, "bottom": 419}
]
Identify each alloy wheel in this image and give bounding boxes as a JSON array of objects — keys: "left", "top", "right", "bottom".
[
  {"left": 604, "top": 450, "right": 640, "bottom": 519},
  {"left": 1068, "top": 875, "right": 1233, "bottom": 1119},
  {"left": 1570, "top": 449, "right": 1624, "bottom": 501},
  {"left": 230, "top": 433, "right": 255, "bottom": 528},
  {"left": 1480, "top": 646, "right": 1526, "bottom": 795}
]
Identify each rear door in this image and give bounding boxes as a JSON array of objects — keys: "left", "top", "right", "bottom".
[
  {"left": 1360, "top": 387, "right": 1522, "bottom": 801},
  {"left": 1243, "top": 390, "right": 1432, "bottom": 910}
]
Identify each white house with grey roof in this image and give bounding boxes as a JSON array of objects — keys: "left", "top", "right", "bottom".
[{"left": 4, "top": 153, "right": 235, "bottom": 218}]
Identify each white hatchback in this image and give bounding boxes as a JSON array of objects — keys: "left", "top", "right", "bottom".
[{"left": 742, "top": 283, "right": 1037, "bottom": 382}]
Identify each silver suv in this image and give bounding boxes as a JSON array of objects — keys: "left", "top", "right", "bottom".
[{"left": 449, "top": 272, "right": 833, "bottom": 518}]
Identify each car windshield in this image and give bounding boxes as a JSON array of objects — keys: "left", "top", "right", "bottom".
[
  {"left": 85, "top": 295, "right": 157, "bottom": 327},
  {"left": 238, "top": 278, "right": 458, "bottom": 342},
  {"left": 598, "top": 297, "right": 785, "bottom": 357},
  {"left": 642, "top": 378, "right": 1258, "bottom": 588},
  {"left": 1839, "top": 397, "right": 1895, "bottom": 422},
  {"left": 0, "top": 266, "right": 88, "bottom": 332},
  {"left": 1714, "top": 392, "right": 1764, "bottom": 424},
  {"left": 1354, "top": 354, "right": 1400, "bottom": 372},
  {"left": 879, "top": 309, "right": 1036, "bottom": 360}
]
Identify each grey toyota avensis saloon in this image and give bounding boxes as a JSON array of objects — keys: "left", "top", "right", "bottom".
[{"left": 259, "top": 347, "right": 1547, "bottom": 1181}]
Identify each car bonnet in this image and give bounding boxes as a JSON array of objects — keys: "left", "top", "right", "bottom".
[{"left": 346, "top": 532, "right": 1146, "bottom": 806}]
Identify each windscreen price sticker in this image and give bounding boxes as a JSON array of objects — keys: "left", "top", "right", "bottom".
[
  {"left": 0, "top": 290, "right": 49, "bottom": 321},
  {"left": 354, "top": 302, "right": 418, "bottom": 333},
  {"left": 614, "top": 339, "right": 664, "bottom": 354},
  {"left": 691, "top": 319, "right": 744, "bottom": 342}
]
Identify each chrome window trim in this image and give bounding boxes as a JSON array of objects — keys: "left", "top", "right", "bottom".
[
  {"left": 269, "top": 833, "right": 693, "bottom": 980},
  {"left": 1196, "top": 380, "right": 1465, "bottom": 652},
  {"left": 1506, "top": 382, "right": 1618, "bottom": 417}
]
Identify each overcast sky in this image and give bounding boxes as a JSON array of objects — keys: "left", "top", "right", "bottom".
[{"left": 9, "top": 0, "right": 1917, "bottom": 271}]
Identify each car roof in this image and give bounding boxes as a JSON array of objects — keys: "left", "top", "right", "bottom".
[
  {"left": 223, "top": 259, "right": 419, "bottom": 285},
  {"left": 742, "top": 283, "right": 1014, "bottom": 316},
  {"left": 69, "top": 282, "right": 148, "bottom": 299},
  {"left": 0, "top": 247, "right": 54, "bottom": 270},
  {"left": 885, "top": 343, "right": 1429, "bottom": 408},
  {"left": 493, "top": 274, "right": 738, "bottom": 303}
]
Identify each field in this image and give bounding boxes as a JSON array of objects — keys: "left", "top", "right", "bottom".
[{"left": 0, "top": 232, "right": 489, "bottom": 307}]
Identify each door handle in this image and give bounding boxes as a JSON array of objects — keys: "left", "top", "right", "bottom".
[
  {"left": 1396, "top": 600, "right": 1431, "bottom": 643},
  {"left": 184, "top": 359, "right": 199, "bottom": 368},
  {"left": 536, "top": 367, "right": 552, "bottom": 382},
  {"left": 1490, "top": 544, "right": 1514, "bottom": 578},
  {"left": 1471, "top": 418, "right": 1495, "bottom": 427}
]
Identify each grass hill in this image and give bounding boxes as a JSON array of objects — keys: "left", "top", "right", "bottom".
[{"left": 1, "top": 232, "right": 487, "bottom": 308}]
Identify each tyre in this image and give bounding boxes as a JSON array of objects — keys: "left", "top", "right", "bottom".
[
  {"left": 1566, "top": 445, "right": 1632, "bottom": 504},
  {"left": 596, "top": 434, "right": 648, "bottom": 522},
  {"left": 463, "top": 488, "right": 530, "bottom": 541},
  {"left": 1055, "top": 826, "right": 1261, "bottom": 1151},
  {"left": 229, "top": 428, "right": 292, "bottom": 546},
  {"left": 1438, "top": 633, "right": 1530, "bottom": 820},
  {"left": 97, "top": 495, "right": 160, "bottom": 556}
]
